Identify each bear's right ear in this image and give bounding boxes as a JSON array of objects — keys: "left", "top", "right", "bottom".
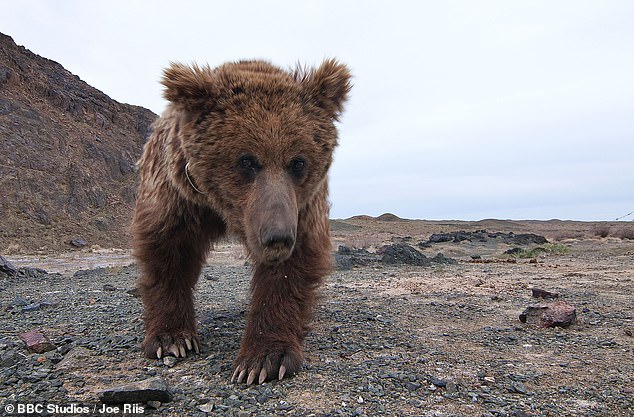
[{"left": 162, "top": 63, "right": 220, "bottom": 112}]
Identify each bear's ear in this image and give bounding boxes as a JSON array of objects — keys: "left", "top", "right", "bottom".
[
  {"left": 162, "top": 62, "right": 220, "bottom": 112},
  {"left": 300, "top": 59, "right": 352, "bottom": 120}
]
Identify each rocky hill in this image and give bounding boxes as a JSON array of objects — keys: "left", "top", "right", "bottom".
[{"left": 0, "top": 33, "right": 157, "bottom": 253}]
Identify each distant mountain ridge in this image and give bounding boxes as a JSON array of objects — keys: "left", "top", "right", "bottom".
[{"left": 0, "top": 33, "right": 157, "bottom": 253}]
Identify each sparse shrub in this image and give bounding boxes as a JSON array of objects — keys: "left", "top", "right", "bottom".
[
  {"left": 614, "top": 226, "right": 634, "bottom": 240},
  {"left": 344, "top": 236, "right": 377, "bottom": 250},
  {"left": 591, "top": 224, "right": 611, "bottom": 238},
  {"left": 552, "top": 231, "right": 585, "bottom": 241},
  {"left": 506, "top": 243, "right": 569, "bottom": 259}
]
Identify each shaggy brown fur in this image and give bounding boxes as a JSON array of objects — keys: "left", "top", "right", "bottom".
[{"left": 132, "top": 59, "right": 351, "bottom": 384}]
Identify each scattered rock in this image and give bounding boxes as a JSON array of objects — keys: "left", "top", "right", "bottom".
[
  {"left": 12, "top": 295, "right": 30, "bottom": 306},
  {"left": 163, "top": 356, "right": 177, "bottom": 367},
  {"left": 431, "top": 252, "right": 458, "bottom": 265},
  {"left": 504, "top": 248, "right": 524, "bottom": 255},
  {"left": 335, "top": 244, "right": 457, "bottom": 270},
  {"left": 198, "top": 403, "right": 215, "bottom": 413},
  {"left": 70, "top": 238, "right": 87, "bottom": 248},
  {"left": 102, "top": 284, "right": 117, "bottom": 291},
  {"left": 98, "top": 376, "right": 172, "bottom": 404},
  {"left": 429, "top": 377, "right": 447, "bottom": 388},
  {"left": 531, "top": 288, "right": 559, "bottom": 299},
  {"left": 126, "top": 287, "right": 141, "bottom": 298},
  {"left": 426, "top": 230, "right": 548, "bottom": 246},
  {"left": 380, "top": 243, "right": 430, "bottom": 266},
  {"left": 540, "top": 301, "right": 577, "bottom": 328},
  {"left": 334, "top": 246, "right": 377, "bottom": 270},
  {"left": 147, "top": 401, "right": 162, "bottom": 409},
  {"left": 428, "top": 233, "right": 457, "bottom": 243},
  {"left": 0, "top": 255, "right": 18, "bottom": 276},
  {"left": 55, "top": 346, "right": 93, "bottom": 371},
  {"left": 519, "top": 301, "right": 576, "bottom": 328},
  {"left": 405, "top": 381, "right": 421, "bottom": 391},
  {"left": 0, "top": 350, "right": 21, "bottom": 367},
  {"left": 18, "top": 330, "right": 56, "bottom": 353},
  {"left": 22, "top": 300, "right": 57, "bottom": 312},
  {"left": 509, "top": 381, "right": 528, "bottom": 395},
  {"left": 20, "top": 267, "right": 49, "bottom": 278}
]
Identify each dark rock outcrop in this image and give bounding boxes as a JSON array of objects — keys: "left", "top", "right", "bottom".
[
  {"left": 335, "top": 243, "right": 457, "bottom": 270},
  {"left": 425, "top": 230, "right": 548, "bottom": 246}
]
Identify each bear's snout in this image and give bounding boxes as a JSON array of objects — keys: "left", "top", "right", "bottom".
[
  {"left": 261, "top": 228, "right": 295, "bottom": 251},
  {"left": 246, "top": 173, "right": 298, "bottom": 264},
  {"left": 259, "top": 225, "right": 297, "bottom": 264}
]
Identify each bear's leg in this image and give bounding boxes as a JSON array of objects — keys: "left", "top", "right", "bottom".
[
  {"left": 133, "top": 199, "right": 225, "bottom": 359},
  {"left": 232, "top": 230, "right": 331, "bottom": 385}
]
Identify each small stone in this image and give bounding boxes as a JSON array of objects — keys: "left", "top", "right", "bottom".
[
  {"left": 98, "top": 376, "right": 172, "bottom": 404},
  {"left": 357, "top": 396, "right": 364, "bottom": 404},
  {"left": 127, "top": 288, "right": 140, "bottom": 298},
  {"left": 163, "top": 356, "right": 177, "bottom": 367},
  {"left": 509, "top": 381, "right": 528, "bottom": 395},
  {"left": 70, "top": 238, "right": 87, "bottom": 248},
  {"left": 0, "top": 255, "right": 18, "bottom": 276},
  {"left": 12, "top": 295, "right": 30, "bottom": 306},
  {"left": 277, "top": 401, "right": 292, "bottom": 411},
  {"left": 531, "top": 288, "right": 559, "bottom": 299},
  {"left": 147, "top": 401, "right": 162, "bottom": 409},
  {"left": 430, "top": 377, "right": 446, "bottom": 387},
  {"left": 519, "top": 301, "right": 576, "bottom": 328},
  {"left": 18, "top": 330, "right": 56, "bottom": 353},
  {"left": 405, "top": 381, "right": 421, "bottom": 391},
  {"left": 198, "top": 403, "right": 214, "bottom": 413},
  {"left": 445, "top": 381, "right": 458, "bottom": 394},
  {"left": 0, "top": 350, "right": 20, "bottom": 367},
  {"left": 55, "top": 347, "right": 93, "bottom": 371},
  {"left": 102, "top": 284, "right": 117, "bottom": 291},
  {"left": 22, "top": 300, "right": 57, "bottom": 312}
]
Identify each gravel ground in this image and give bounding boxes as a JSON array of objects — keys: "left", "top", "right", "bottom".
[{"left": 1, "top": 233, "right": 633, "bottom": 416}]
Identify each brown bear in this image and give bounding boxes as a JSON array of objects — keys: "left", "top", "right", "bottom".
[{"left": 132, "top": 59, "right": 351, "bottom": 385}]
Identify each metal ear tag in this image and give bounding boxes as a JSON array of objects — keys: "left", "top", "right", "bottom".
[{"left": 185, "top": 162, "right": 203, "bottom": 194}]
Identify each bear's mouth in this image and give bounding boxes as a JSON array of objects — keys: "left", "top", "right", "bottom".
[
  {"left": 258, "top": 228, "right": 296, "bottom": 265},
  {"left": 260, "top": 245, "right": 295, "bottom": 265}
]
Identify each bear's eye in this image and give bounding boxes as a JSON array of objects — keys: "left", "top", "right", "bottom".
[
  {"left": 237, "top": 154, "right": 260, "bottom": 180},
  {"left": 289, "top": 157, "right": 307, "bottom": 179}
]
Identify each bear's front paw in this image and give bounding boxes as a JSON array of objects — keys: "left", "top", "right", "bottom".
[
  {"left": 231, "top": 346, "right": 303, "bottom": 385},
  {"left": 142, "top": 332, "right": 200, "bottom": 359}
]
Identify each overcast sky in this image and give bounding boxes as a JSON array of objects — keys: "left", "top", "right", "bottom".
[{"left": 2, "top": 1, "right": 633, "bottom": 221}]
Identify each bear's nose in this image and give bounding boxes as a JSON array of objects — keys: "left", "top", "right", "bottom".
[{"left": 261, "top": 229, "right": 295, "bottom": 249}]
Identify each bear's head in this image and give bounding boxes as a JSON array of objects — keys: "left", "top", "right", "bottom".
[{"left": 162, "top": 60, "right": 351, "bottom": 264}]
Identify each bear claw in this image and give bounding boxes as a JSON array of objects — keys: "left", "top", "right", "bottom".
[
  {"left": 231, "top": 361, "right": 291, "bottom": 385},
  {"left": 143, "top": 333, "right": 200, "bottom": 359}
]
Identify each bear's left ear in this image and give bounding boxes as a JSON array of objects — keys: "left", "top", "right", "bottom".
[
  {"left": 300, "top": 59, "right": 352, "bottom": 120},
  {"left": 162, "top": 62, "right": 220, "bottom": 112}
]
